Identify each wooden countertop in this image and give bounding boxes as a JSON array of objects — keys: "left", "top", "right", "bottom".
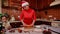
[{"left": 9, "top": 19, "right": 60, "bottom": 23}]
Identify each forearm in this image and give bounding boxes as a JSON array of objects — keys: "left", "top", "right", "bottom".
[
  {"left": 21, "top": 20, "right": 26, "bottom": 25},
  {"left": 31, "top": 20, "right": 35, "bottom": 25}
]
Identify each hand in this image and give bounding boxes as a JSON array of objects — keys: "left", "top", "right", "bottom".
[
  {"left": 30, "top": 20, "right": 35, "bottom": 26},
  {"left": 7, "top": 26, "right": 12, "bottom": 30},
  {"left": 30, "top": 24, "right": 34, "bottom": 26},
  {"left": 21, "top": 20, "right": 27, "bottom": 26}
]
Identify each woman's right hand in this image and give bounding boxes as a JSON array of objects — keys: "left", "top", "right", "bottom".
[{"left": 21, "top": 20, "right": 27, "bottom": 26}]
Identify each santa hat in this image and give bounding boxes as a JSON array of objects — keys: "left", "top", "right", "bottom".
[{"left": 21, "top": 1, "right": 29, "bottom": 7}]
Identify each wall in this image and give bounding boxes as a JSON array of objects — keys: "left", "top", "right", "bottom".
[
  {"left": 39, "top": 7, "right": 60, "bottom": 20},
  {"left": 0, "top": 0, "right": 2, "bottom": 13},
  {"left": 2, "top": 0, "right": 60, "bottom": 20},
  {"left": 2, "top": 8, "right": 21, "bottom": 20},
  {"left": 25, "top": 0, "right": 54, "bottom": 9}
]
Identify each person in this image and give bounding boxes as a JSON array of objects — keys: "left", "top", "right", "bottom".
[
  {"left": 1, "top": 15, "right": 11, "bottom": 30},
  {"left": 20, "top": 1, "right": 36, "bottom": 26},
  {"left": 0, "top": 21, "right": 3, "bottom": 34}
]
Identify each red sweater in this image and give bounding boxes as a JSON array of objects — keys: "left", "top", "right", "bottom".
[{"left": 20, "top": 8, "right": 36, "bottom": 25}]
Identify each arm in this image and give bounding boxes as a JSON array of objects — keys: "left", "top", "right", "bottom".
[
  {"left": 31, "top": 10, "right": 36, "bottom": 25},
  {"left": 20, "top": 11, "right": 26, "bottom": 25}
]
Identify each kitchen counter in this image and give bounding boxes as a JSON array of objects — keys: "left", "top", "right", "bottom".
[
  {"left": 9, "top": 19, "right": 60, "bottom": 28},
  {"left": 5, "top": 25, "right": 60, "bottom": 34},
  {"left": 9, "top": 19, "right": 60, "bottom": 23}
]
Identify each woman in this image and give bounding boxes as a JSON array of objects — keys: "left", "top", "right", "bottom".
[{"left": 20, "top": 1, "right": 36, "bottom": 26}]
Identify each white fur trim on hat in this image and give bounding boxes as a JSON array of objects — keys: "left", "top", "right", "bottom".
[{"left": 22, "top": 2, "right": 29, "bottom": 7}]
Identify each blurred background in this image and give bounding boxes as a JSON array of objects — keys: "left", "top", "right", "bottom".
[{"left": 0, "top": 0, "right": 60, "bottom": 21}]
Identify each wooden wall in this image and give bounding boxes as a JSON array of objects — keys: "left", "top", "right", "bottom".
[
  {"left": 38, "top": 6, "right": 60, "bottom": 20},
  {"left": 25, "top": 0, "right": 54, "bottom": 9},
  {"left": 2, "top": 8, "right": 21, "bottom": 20},
  {"left": 2, "top": 0, "right": 21, "bottom": 21},
  {"left": 2, "top": 0, "right": 60, "bottom": 20}
]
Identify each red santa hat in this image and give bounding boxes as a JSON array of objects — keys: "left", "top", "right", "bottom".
[{"left": 21, "top": 1, "right": 29, "bottom": 7}]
